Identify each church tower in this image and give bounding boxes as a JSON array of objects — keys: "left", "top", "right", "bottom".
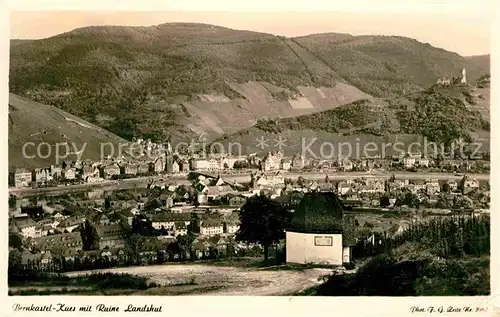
[{"left": 460, "top": 68, "right": 467, "bottom": 84}]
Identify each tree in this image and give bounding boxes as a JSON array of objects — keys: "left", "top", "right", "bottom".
[
  {"left": 109, "top": 116, "right": 138, "bottom": 141},
  {"left": 8, "top": 249, "right": 22, "bottom": 272},
  {"left": 145, "top": 198, "right": 162, "bottom": 211},
  {"left": 436, "top": 195, "right": 452, "bottom": 209},
  {"left": 9, "top": 197, "right": 16, "bottom": 209},
  {"left": 403, "top": 192, "right": 420, "bottom": 208},
  {"left": 177, "top": 233, "right": 196, "bottom": 260},
  {"left": 125, "top": 234, "right": 145, "bottom": 265},
  {"left": 131, "top": 216, "right": 155, "bottom": 236},
  {"left": 234, "top": 161, "right": 249, "bottom": 169},
  {"left": 236, "top": 194, "right": 287, "bottom": 261},
  {"left": 380, "top": 196, "right": 390, "bottom": 208},
  {"left": 104, "top": 196, "right": 112, "bottom": 209},
  {"left": 79, "top": 220, "right": 99, "bottom": 251},
  {"left": 9, "top": 233, "right": 24, "bottom": 250},
  {"left": 442, "top": 183, "right": 451, "bottom": 193},
  {"left": 166, "top": 241, "right": 181, "bottom": 260},
  {"left": 188, "top": 213, "right": 201, "bottom": 234},
  {"left": 297, "top": 176, "right": 306, "bottom": 186},
  {"left": 225, "top": 235, "right": 236, "bottom": 262},
  {"left": 364, "top": 222, "right": 374, "bottom": 229},
  {"left": 453, "top": 195, "right": 473, "bottom": 209}
]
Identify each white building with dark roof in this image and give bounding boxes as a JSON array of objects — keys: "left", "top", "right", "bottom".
[{"left": 286, "top": 192, "right": 356, "bottom": 266}]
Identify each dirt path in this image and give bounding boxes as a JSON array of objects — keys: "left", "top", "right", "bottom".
[{"left": 65, "top": 264, "right": 335, "bottom": 296}]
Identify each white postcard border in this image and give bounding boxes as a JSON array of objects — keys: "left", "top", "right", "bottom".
[{"left": 1, "top": 1, "right": 499, "bottom": 316}]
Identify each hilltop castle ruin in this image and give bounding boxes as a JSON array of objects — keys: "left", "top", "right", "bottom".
[{"left": 437, "top": 68, "right": 467, "bottom": 86}]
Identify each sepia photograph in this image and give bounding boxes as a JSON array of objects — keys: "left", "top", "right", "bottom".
[{"left": 4, "top": 0, "right": 494, "bottom": 305}]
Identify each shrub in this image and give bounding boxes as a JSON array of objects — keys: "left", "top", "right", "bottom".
[
  {"left": 83, "top": 273, "right": 149, "bottom": 290},
  {"left": 343, "top": 262, "right": 355, "bottom": 270}
]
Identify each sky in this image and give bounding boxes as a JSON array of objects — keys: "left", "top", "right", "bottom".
[{"left": 8, "top": 1, "right": 493, "bottom": 56}]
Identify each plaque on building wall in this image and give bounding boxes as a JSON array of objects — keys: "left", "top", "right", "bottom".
[{"left": 314, "top": 236, "right": 333, "bottom": 246}]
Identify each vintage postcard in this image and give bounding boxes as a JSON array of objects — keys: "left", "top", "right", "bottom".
[{"left": 2, "top": 0, "right": 498, "bottom": 316}]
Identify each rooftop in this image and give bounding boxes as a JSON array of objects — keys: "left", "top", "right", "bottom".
[{"left": 288, "top": 192, "right": 344, "bottom": 234}]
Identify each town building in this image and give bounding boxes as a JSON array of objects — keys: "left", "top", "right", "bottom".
[
  {"left": 200, "top": 219, "right": 224, "bottom": 236},
  {"left": 101, "top": 164, "right": 121, "bottom": 179},
  {"left": 190, "top": 158, "right": 211, "bottom": 171},
  {"left": 99, "top": 214, "right": 111, "bottom": 226},
  {"left": 151, "top": 213, "right": 191, "bottom": 232},
  {"left": 281, "top": 159, "right": 292, "bottom": 171},
  {"left": 437, "top": 77, "right": 452, "bottom": 86},
  {"left": 417, "top": 158, "right": 430, "bottom": 168},
  {"left": 81, "top": 165, "right": 100, "bottom": 180},
  {"left": 49, "top": 165, "right": 62, "bottom": 180},
  {"left": 403, "top": 156, "right": 416, "bottom": 169},
  {"left": 426, "top": 180, "right": 441, "bottom": 196},
  {"left": 206, "top": 185, "right": 236, "bottom": 203},
  {"left": 159, "top": 194, "right": 174, "bottom": 208},
  {"left": 97, "top": 224, "right": 125, "bottom": 249},
  {"left": 150, "top": 157, "right": 165, "bottom": 174},
  {"left": 220, "top": 156, "right": 239, "bottom": 169},
  {"left": 57, "top": 217, "right": 84, "bottom": 233},
  {"left": 62, "top": 167, "right": 76, "bottom": 180},
  {"left": 122, "top": 163, "right": 138, "bottom": 176},
  {"left": 447, "top": 180, "right": 458, "bottom": 192},
  {"left": 251, "top": 171, "right": 285, "bottom": 189},
  {"left": 225, "top": 194, "right": 247, "bottom": 207},
  {"left": 137, "top": 163, "right": 150, "bottom": 175},
  {"left": 261, "top": 152, "right": 282, "bottom": 171},
  {"left": 13, "top": 217, "right": 38, "bottom": 238},
  {"left": 223, "top": 218, "right": 240, "bottom": 234},
  {"left": 13, "top": 168, "right": 32, "bottom": 187},
  {"left": 166, "top": 157, "right": 180, "bottom": 173},
  {"left": 337, "top": 182, "right": 352, "bottom": 195},
  {"left": 117, "top": 209, "right": 135, "bottom": 226},
  {"left": 291, "top": 154, "right": 305, "bottom": 171},
  {"left": 32, "top": 168, "right": 52, "bottom": 184},
  {"left": 34, "top": 232, "right": 83, "bottom": 252},
  {"left": 339, "top": 159, "right": 353, "bottom": 171},
  {"left": 151, "top": 214, "right": 176, "bottom": 231},
  {"left": 174, "top": 222, "right": 188, "bottom": 236},
  {"left": 178, "top": 159, "right": 190, "bottom": 172},
  {"left": 461, "top": 175, "right": 480, "bottom": 194}
]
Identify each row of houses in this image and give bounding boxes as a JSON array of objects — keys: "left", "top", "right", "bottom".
[
  {"left": 10, "top": 145, "right": 488, "bottom": 188},
  {"left": 259, "top": 152, "right": 478, "bottom": 172},
  {"left": 11, "top": 201, "right": 242, "bottom": 243},
  {"left": 11, "top": 207, "right": 243, "bottom": 268},
  {"left": 10, "top": 152, "right": 250, "bottom": 188},
  {"left": 259, "top": 152, "right": 363, "bottom": 172},
  {"left": 9, "top": 214, "right": 86, "bottom": 239},
  {"left": 14, "top": 231, "right": 254, "bottom": 269}
]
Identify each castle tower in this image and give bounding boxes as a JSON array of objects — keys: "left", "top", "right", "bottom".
[{"left": 461, "top": 68, "right": 467, "bottom": 84}]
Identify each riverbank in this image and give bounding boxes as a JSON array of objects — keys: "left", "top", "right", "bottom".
[{"left": 9, "top": 171, "right": 489, "bottom": 198}]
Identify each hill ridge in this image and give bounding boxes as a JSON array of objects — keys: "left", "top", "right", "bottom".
[
  {"left": 9, "top": 93, "right": 130, "bottom": 170},
  {"left": 212, "top": 84, "right": 490, "bottom": 157},
  {"left": 9, "top": 23, "right": 489, "bottom": 143}
]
